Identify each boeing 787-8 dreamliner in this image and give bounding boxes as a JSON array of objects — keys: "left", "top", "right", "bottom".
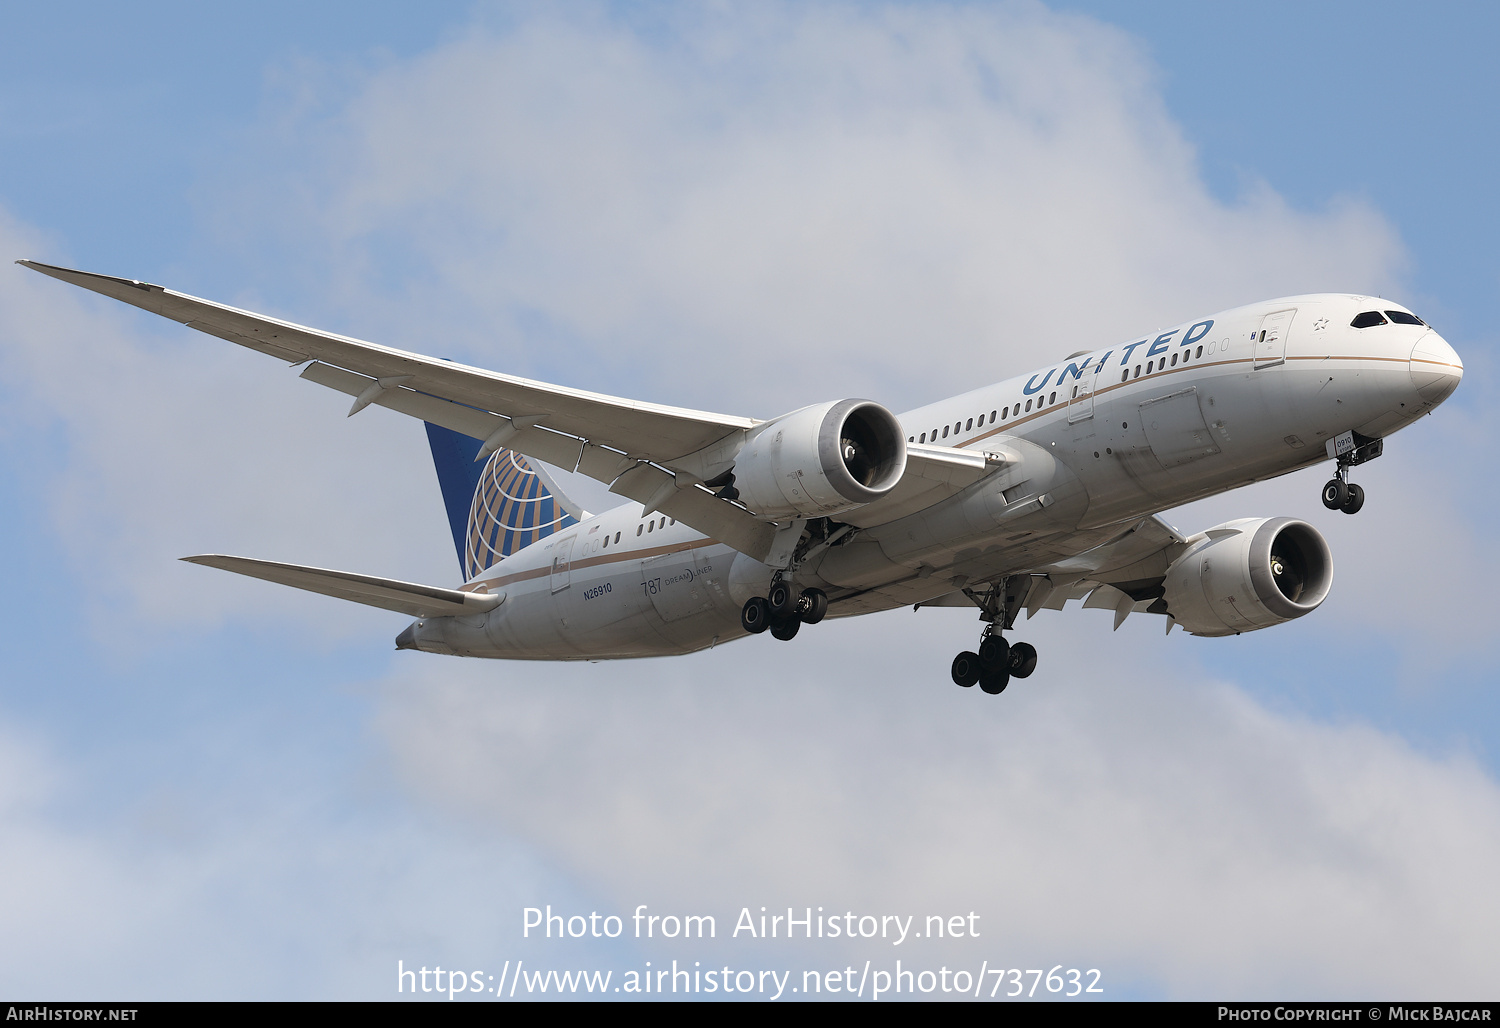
[{"left": 20, "top": 260, "right": 1462, "bottom": 695}]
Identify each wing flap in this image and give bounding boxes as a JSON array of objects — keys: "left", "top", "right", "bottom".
[
  {"left": 182, "top": 554, "right": 502, "bottom": 618},
  {"left": 298, "top": 362, "right": 589, "bottom": 470},
  {"left": 607, "top": 463, "right": 777, "bottom": 559}
]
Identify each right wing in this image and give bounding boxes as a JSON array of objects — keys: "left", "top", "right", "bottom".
[{"left": 22, "top": 261, "right": 999, "bottom": 559}]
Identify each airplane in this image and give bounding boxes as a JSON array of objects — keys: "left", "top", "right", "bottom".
[{"left": 19, "top": 260, "right": 1464, "bottom": 695}]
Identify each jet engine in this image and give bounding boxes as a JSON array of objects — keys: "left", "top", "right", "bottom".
[
  {"left": 730, "top": 399, "right": 907, "bottom": 521},
  {"left": 1162, "top": 517, "right": 1333, "bottom": 636}
]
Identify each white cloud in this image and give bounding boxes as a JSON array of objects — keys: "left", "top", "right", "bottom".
[
  {"left": 375, "top": 609, "right": 1500, "bottom": 999},
  {"left": 205, "top": 3, "right": 1402, "bottom": 417},
  {"left": 0, "top": 714, "right": 615, "bottom": 999}
]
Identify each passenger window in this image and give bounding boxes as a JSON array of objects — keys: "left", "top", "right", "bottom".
[
  {"left": 966, "top": 418, "right": 973, "bottom": 431},
  {"left": 614, "top": 532, "right": 620, "bottom": 544},
  {"left": 1121, "top": 369, "right": 1129, "bottom": 383},
  {"left": 1025, "top": 399, "right": 1033, "bottom": 412},
  {"left": 942, "top": 425, "right": 949, "bottom": 438},
  {"left": 1351, "top": 311, "right": 1388, "bottom": 328},
  {"left": 954, "top": 421, "right": 961, "bottom": 434},
  {"left": 637, "top": 525, "right": 643, "bottom": 536},
  {"left": 647, "top": 522, "right": 653, "bottom": 533},
  {"left": 668, "top": 518, "right": 675, "bottom": 526},
  {"left": 1195, "top": 345, "right": 1203, "bottom": 358},
  {"left": 919, "top": 432, "right": 926, "bottom": 443},
  {"left": 1071, "top": 385, "right": 1078, "bottom": 398},
  {"left": 1146, "top": 360, "right": 1154, "bottom": 374},
  {"left": 1171, "top": 352, "right": 1178, "bottom": 366},
  {"left": 1386, "top": 310, "right": 1424, "bottom": 325},
  {"left": 1134, "top": 366, "right": 1141, "bottom": 379},
  {"left": 1048, "top": 391, "right": 1056, "bottom": 404},
  {"left": 660, "top": 517, "right": 667, "bottom": 528},
  {"left": 1000, "top": 409, "right": 1008, "bottom": 421}
]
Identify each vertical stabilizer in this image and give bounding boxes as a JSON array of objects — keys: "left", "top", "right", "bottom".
[{"left": 423, "top": 423, "right": 582, "bottom": 578}]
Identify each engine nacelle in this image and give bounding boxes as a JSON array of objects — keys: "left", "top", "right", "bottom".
[
  {"left": 1163, "top": 517, "right": 1333, "bottom": 637},
  {"left": 732, "top": 399, "right": 907, "bottom": 521}
]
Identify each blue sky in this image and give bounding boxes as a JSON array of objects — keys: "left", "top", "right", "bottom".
[{"left": 1, "top": 1, "right": 1496, "bottom": 1001}]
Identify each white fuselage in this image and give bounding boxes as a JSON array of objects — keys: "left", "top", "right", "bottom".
[{"left": 402, "top": 293, "right": 1462, "bottom": 659}]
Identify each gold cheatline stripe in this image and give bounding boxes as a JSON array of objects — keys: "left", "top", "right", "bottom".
[{"left": 463, "top": 536, "right": 724, "bottom": 593}]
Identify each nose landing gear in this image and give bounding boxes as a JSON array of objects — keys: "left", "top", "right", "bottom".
[
  {"left": 1322, "top": 432, "right": 1382, "bottom": 514},
  {"left": 1321, "top": 476, "right": 1365, "bottom": 515},
  {"left": 949, "top": 577, "right": 1040, "bottom": 697}
]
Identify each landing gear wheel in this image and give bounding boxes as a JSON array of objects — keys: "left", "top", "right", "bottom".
[
  {"left": 795, "top": 588, "right": 829, "bottom": 624},
  {"left": 769, "top": 616, "right": 801, "bottom": 641},
  {"left": 978, "top": 635, "right": 1010, "bottom": 670},
  {"left": 1006, "top": 641, "right": 1038, "bottom": 679},
  {"left": 767, "top": 581, "right": 796, "bottom": 618},
  {"left": 1322, "top": 478, "right": 1349, "bottom": 510},
  {"left": 978, "top": 666, "right": 1010, "bottom": 695},
  {"left": 741, "top": 597, "right": 771, "bottom": 634},
  {"left": 1341, "top": 482, "right": 1365, "bottom": 515},
  {"left": 951, "top": 651, "right": 981, "bottom": 688}
]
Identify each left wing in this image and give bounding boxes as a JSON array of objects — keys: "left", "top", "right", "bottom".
[{"left": 20, "top": 260, "right": 997, "bottom": 560}]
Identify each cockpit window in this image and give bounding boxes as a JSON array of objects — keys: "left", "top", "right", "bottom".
[
  {"left": 1385, "top": 310, "right": 1425, "bottom": 326},
  {"left": 1350, "top": 311, "right": 1388, "bottom": 328}
]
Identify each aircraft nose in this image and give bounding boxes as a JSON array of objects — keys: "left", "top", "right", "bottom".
[{"left": 1410, "top": 331, "right": 1463, "bottom": 406}]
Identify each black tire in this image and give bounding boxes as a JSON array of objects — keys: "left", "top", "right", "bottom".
[
  {"left": 978, "top": 635, "right": 1009, "bottom": 670},
  {"left": 978, "top": 666, "right": 1010, "bottom": 695},
  {"left": 1322, "top": 478, "right": 1349, "bottom": 510},
  {"left": 769, "top": 616, "right": 800, "bottom": 641},
  {"left": 797, "top": 588, "right": 829, "bottom": 624},
  {"left": 1007, "top": 641, "right": 1038, "bottom": 679},
  {"left": 767, "top": 581, "right": 796, "bottom": 617},
  {"left": 951, "top": 651, "right": 981, "bottom": 688},
  {"left": 741, "top": 597, "right": 771, "bottom": 634},
  {"left": 1341, "top": 482, "right": 1365, "bottom": 515}
]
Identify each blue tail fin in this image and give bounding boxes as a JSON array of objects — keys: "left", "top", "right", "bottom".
[{"left": 423, "top": 423, "right": 580, "bottom": 579}]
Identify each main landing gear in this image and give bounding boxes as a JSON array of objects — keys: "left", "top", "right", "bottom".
[
  {"left": 951, "top": 576, "right": 1039, "bottom": 697},
  {"left": 741, "top": 579, "right": 828, "bottom": 642},
  {"left": 951, "top": 631, "right": 1037, "bottom": 694}
]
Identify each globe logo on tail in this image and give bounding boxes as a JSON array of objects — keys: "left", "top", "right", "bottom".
[{"left": 465, "top": 448, "right": 578, "bottom": 579}]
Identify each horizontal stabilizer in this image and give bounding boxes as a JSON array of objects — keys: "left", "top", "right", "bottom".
[{"left": 182, "top": 555, "right": 503, "bottom": 618}]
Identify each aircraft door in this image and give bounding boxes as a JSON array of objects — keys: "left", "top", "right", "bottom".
[
  {"left": 1254, "top": 309, "right": 1295, "bottom": 369},
  {"left": 1067, "top": 364, "right": 1098, "bottom": 423},
  {"left": 1140, "top": 387, "right": 1221, "bottom": 467},
  {"left": 549, "top": 534, "right": 576, "bottom": 593}
]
